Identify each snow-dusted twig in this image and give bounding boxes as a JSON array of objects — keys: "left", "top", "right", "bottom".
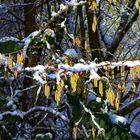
[
  {"left": 80, "top": 101, "right": 104, "bottom": 135},
  {"left": 82, "top": 125, "right": 89, "bottom": 138},
  {"left": 0, "top": 107, "right": 69, "bottom": 123},
  {"left": 14, "top": 85, "right": 38, "bottom": 96},
  {"left": 118, "top": 97, "right": 140, "bottom": 116},
  {"left": 24, "top": 106, "right": 69, "bottom": 123}
]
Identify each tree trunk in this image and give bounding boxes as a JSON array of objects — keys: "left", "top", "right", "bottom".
[
  {"left": 24, "top": 0, "right": 37, "bottom": 36},
  {"left": 86, "top": 4, "right": 102, "bottom": 61}
]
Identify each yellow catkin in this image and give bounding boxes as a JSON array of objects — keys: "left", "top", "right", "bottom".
[
  {"left": 70, "top": 73, "right": 79, "bottom": 93},
  {"left": 114, "top": 0, "right": 117, "bottom": 5},
  {"left": 121, "top": 64, "right": 125, "bottom": 80},
  {"left": 115, "top": 92, "right": 120, "bottom": 111},
  {"left": 122, "top": 82, "right": 126, "bottom": 92},
  {"left": 44, "top": 83, "right": 50, "bottom": 98},
  {"left": 64, "top": 57, "right": 69, "bottom": 64},
  {"left": 92, "top": 0, "right": 97, "bottom": 11},
  {"left": 20, "top": 53, "right": 24, "bottom": 64},
  {"left": 92, "top": 128, "right": 96, "bottom": 138},
  {"left": 136, "top": 66, "right": 140, "bottom": 78},
  {"left": 94, "top": 78, "right": 98, "bottom": 87},
  {"left": 99, "top": 80, "right": 103, "bottom": 97},
  {"left": 73, "top": 126, "right": 78, "bottom": 140},
  {"left": 55, "top": 80, "right": 64, "bottom": 105},
  {"left": 108, "top": 0, "right": 112, "bottom": 4},
  {"left": 8, "top": 54, "right": 13, "bottom": 70},
  {"left": 17, "top": 53, "right": 24, "bottom": 65},
  {"left": 132, "top": 83, "right": 136, "bottom": 92},
  {"left": 42, "top": 33, "right": 46, "bottom": 43},
  {"left": 118, "top": 83, "right": 122, "bottom": 90},
  {"left": 106, "top": 88, "right": 115, "bottom": 106},
  {"left": 17, "top": 53, "right": 20, "bottom": 64},
  {"left": 0, "top": 53, "right": 2, "bottom": 65},
  {"left": 92, "top": 14, "right": 97, "bottom": 32},
  {"left": 14, "top": 69, "right": 18, "bottom": 78},
  {"left": 130, "top": 67, "right": 135, "bottom": 79},
  {"left": 55, "top": 90, "right": 61, "bottom": 105},
  {"left": 61, "top": 79, "right": 64, "bottom": 88},
  {"left": 135, "top": 0, "right": 140, "bottom": 14},
  {"left": 105, "top": 65, "right": 110, "bottom": 78}
]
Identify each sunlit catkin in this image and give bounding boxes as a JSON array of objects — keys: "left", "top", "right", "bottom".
[
  {"left": 115, "top": 92, "right": 120, "bottom": 110},
  {"left": 136, "top": 66, "right": 140, "bottom": 78},
  {"left": 70, "top": 73, "right": 79, "bottom": 93},
  {"left": 130, "top": 67, "right": 135, "bottom": 79},
  {"left": 121, "top": 64, "right": 125, "bottom": 80},
  {"left": 44, "top": 83, "right": 50, "bottom": 98},
  {"left": 99, "top": 80, "right": 103, "bottom": 97},
  {"left": 92, "top": 14, "right": 97, "bottom": 32},
  {"left": 8, "top": 54, "right": 13, "bottom": 70},
  {"left": 14, "top": 69, "right": 18, "bottom": 78},
  {"left": 92, "top": 128, "right": 96, "bottom": 138},
  {"left": 105, "top": 65, "right": 110, "bottom": 78},
  {"left": 106, "top": 88, "right": 115, "bottom": 106},
  {"left": 73, "top": 126, "right": 78, "bottom": 140}
]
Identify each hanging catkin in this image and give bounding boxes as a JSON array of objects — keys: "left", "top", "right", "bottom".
[
  {"left": 70, "top": 73, "right": 79, "bottom": 93},
  {"left": 9, "top": 54, "right": 13, "bottom": 70},
  {"left": 130, "top": 67, "right": 135, "bottom": 79},
  {"left": 106, "top": 87, "right": 115, "bottom": 106},
  {"left": 99, "top": 80, "right": 103, "bottom": 97},
  {"left": 44, "top": 83, "right": 50, "bottom": 98}
]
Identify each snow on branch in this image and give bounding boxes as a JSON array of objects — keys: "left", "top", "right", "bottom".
[
  {"left": 21, "top": 1, "right": 86, "bottom": 57},
  {"left": 118, "top": 97, "right": 140, "bottom": 116},
  {"left": 80, "top": 101, "right": 104, "bottom": 135},
  {"left": 24, "top": 106, "right": 69, "bottom": 123},
  {"left": 0, "top": 107, "right": 69, "bottom": 123},
  {"left": 0, "top": 110, "right": 24, "bottom": 120}
]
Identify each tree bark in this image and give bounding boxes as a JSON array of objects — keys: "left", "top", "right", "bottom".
[
  {"left": 86, "top": 4, "right": 102, "bottom": 61},
  {"left": 24, "top": 0, "right": 37, "bottom": 36}
]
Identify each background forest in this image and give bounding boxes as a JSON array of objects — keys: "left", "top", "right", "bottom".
[{"left": 0, "top": 0, "right": 140, "bottom": 140}]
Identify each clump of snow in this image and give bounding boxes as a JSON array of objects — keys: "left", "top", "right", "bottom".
[
  {"left": 0, "top": 37, "right": 20, "bottom": 43},
  {"left": 109, "top": 114, "right": 127, "bottom": 125},
  {"left": 96, "top": 97, "right": 102, "bottom": 102},
  {"left": 7, "top": 100, "right": 14, "bottom": 107},
  {"left": 64, "top": 49, "right": 78, "bottom": 59},
  {"left": 0, "top": 4, "right": 8, "bottom": 13},
  {"left": 51, "top": 11, "right": 57, "bottom": 17},
  {"left": 61, "top": 18, "right": 66, "bottom": 28},
  {"left": 60, "top": 4, "right": 67, "bottom": 11},
  {"left": 45, "top": 28, "right": 55, "bottom": 38},
  {"left": 124, "top": 60, "right": 140, "bottom": 67},
  {"left": 67, "top": 0, "right": 86, "bottom": 6},
  {"left": 46, "top": 41, "right": 51, "bottom": 49},
  {"left": 25, "top": 65, "right": 47, "bottom": 84},
  {"left": 1, "top": 55, "right": 8, "bottom": 66},
  {"left": 25, "top": 65, "right": 46, "bottom": 72},
  {"left": 22, "top": 30, "right": 40, "bottom": 57}
]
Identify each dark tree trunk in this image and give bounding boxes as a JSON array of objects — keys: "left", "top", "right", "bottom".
[
  {"left": 86, "top": 4, "right": 102, "bottom": 61},
  {"left": 24, "top": 0, "right": 37, "bottom": 36}
]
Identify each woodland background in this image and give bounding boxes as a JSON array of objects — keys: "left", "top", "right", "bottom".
[{"left": 0, "top": 0, "right": 140, "bottom": 140}]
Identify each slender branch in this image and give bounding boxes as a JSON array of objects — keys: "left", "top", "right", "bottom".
[
  {"left": 24, "top": 106, "right": 69, "bottom": 122},
  {"left": 118, "top": 97, "right": 140, "bottom": 116},
  {"left": 0, "top": 106, "right": 69, "bottom": 123}
]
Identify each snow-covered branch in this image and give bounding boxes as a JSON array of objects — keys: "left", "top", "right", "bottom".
[
  {"left": 80, "top": 101, "right": 104, "bottom": 135},
  {"left": 24, "top": 106, "right": 69, "bottom": 123},
  {"left": 0, "top": 106, "right": 69, "bottom": 123},
  {"left": 118, "top": 97, "right": 140, "bottom": 116}
]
